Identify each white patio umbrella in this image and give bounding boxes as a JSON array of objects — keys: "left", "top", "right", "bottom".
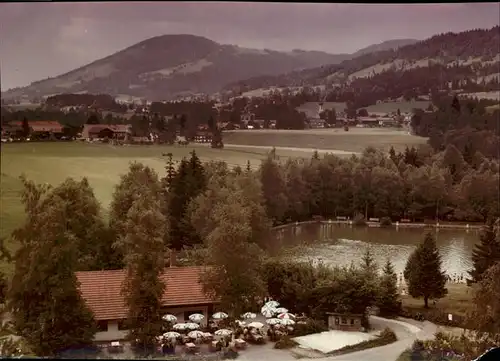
[
  {"left": 162, "top": 314, "right": 177, "bottom": 323},
  {"left": 241, "top": 312, "right": 257, "bottom": 320},
  {"left": 173, "top": 323, "right": 188, "bottom": 331},
  {"left": 212, "top": 312, "right": 228, "bottom": 320},
  {"left": 188, "top": 330, "right": 205, "bottom": 339},
  {"left": 214, "top": 329, "right": 233, "bottom": 337},
  {"left": 235, "top": 320, "right": 246, "bottom": 327},
  {"left": 261, "top": 306, "right": 276, "bottom": 318},
  {"left": 274, "top": 307, "right": 288, "bottom": 314},
  {"left": 185, "top": 322, "right": 200, "bottom": 330},
  {"left": 277, "top": 312, "right": 295, "bottom": 319},
  {"left": 265, "top": 300, "right": 280, "bottom": 308},
  {"left": 188, "top": 313, "right": 205, "bottom": 323},
  {"left": 279, "top": 318, "right": 295, "bottom": 326},
  {"left": 163, "top": 331, "right": 181, "bottom": 339},
  {"left": 266, "top": 318, "right": 281, "bottom": 326},
  {"left": 247, "top": 321, "right": 264, "bottom": 329}
]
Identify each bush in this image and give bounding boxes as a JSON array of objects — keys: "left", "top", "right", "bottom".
[
  {"left": 353, "top": 213, "right": 367, "bottom": 227},
  {"left": 274, "top": 335, "right": 298, "bottom": 349},
  {"left": 412, "top": 332, "right": 500, "bottom": 361},
  {"left": 293, "top": 319, "right": 328, "bottom": 337},
  {"left": 380, "top": 217, "right": 392, "bottom": 227}
]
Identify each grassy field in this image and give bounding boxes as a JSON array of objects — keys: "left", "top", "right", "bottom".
[
  {"left": 364, "top": 100, "right": 431, "bottom": 114},
  {"left": 0, "top": 141, "right": 323, "bottom": 274},
  {"left": 224, "top": 128, "right": 427, "bottom": 153},
  {"left": 401, "top": 283, "right": 474, "bottom": 318}
]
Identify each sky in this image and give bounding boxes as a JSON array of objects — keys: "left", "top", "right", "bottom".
[{"left": 1, "top": 2, "right": 499, "bottom": 90}]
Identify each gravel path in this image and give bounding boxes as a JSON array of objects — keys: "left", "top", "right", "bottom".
[{"left": 237, "top": 316, "right": 437, "bottom": 361}]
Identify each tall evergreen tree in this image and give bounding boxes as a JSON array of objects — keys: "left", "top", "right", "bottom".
[
  {"left": 468, "top": 221, "right": 500, "bottom": 283},
  {"left": 404, "top": 232, "right": 447, "bottom": 308},
  {"left": 377, "top": 259, "right": 401, "bottom": 316},
  {"left": 451, "top": 95, "right": 461, "bottom": 114},
  {"left": 163, "top": 153, "right": 176, "bottom": 190},
  {"left": 119, "top": 194, "right": 166, "bottom": 355},
  {"left": 167, "top": 151, "right": 207, "bottom": 264},
  {"left": 9, "top": 178, "right": 96, "bottom": 356},
  {"left": 259, "top": 155, "right": 288, "bottom": 225},
  {"left": 21, "top": 117, "right": 30, "bottom": 138}
]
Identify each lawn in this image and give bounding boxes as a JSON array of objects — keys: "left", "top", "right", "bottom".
[
  {"left": 364, "top": 101, "right": 431, "bottom": 114},
  {"left": 0, "top": 141, "right": 316, "bottom": 275},
  {"left": 401, "top": 283, "right": 474, "bottom": 319},
  {"left": 224, "top": 128, "right": 427, "bottom": 153}
]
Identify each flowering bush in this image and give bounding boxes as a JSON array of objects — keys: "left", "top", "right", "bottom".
[{"left": 410, "top": 332, "right": 500, "bottom": 360}]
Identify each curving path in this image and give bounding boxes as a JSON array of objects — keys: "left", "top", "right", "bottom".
[
  {"left": 325, "top": 316, "right": 437, "bottom": 361},
  {"left": 238, "top": 316, "right": 437, "bottom": 361}
]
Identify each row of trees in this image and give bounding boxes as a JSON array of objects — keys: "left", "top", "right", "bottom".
[
  {"left": 3, "top": 144, "right": 499, "bottom": 355},
  {"left": 257, "top": 144, "right": 499, "bottom": 225}
]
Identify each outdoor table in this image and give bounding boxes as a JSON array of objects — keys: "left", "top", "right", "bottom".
[
  {"left": 234, "top": 339, "right": 247, "bottom": 349},
  {"left": 185, "top": 342, "right": 197, "bottom": 353}
]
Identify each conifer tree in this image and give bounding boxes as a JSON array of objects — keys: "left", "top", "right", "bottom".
[
  {"left": 468, "top": 221, "right": 500, "bottom": 283},
  {"left": 167, "top": 151, "right": 207, "bottom": 264},
  {"left": 378, "top": 259, "right": 401, "bottom": 316},
  {"left": 404, "top": 232, "right": 447, "bottom": 308}
]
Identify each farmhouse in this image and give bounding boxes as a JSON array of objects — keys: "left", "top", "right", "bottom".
[
  {"left": 81, "top": 124, "right": 132, "bottom": 141},
  {"left": 11, "top": 120, "right": 64, "bottom": 136},
  {"left": 194, "top": 130, "right": 212, "bottom": 143},
  {"left": 326, "top": 312, "right": 364, "bottom": 332},
  {"left": 307, "top": 118, "right": 326, "bottom": 128},
  {"left": 76, "top": 266, "right": 216, "bottom": 342}
]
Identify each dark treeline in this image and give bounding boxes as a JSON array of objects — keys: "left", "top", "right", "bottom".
[
  {"left": 323, "top": 64, "right": 499, "bottom": 107},
  {"left": 260, "top": 144, "right": 499, "bottom": 225},
  {"left": 45, "top": 94, "right": 128, "bottom": 112},
  {"left": 411, "top": 95, "right": 500, "bottom": 159}
]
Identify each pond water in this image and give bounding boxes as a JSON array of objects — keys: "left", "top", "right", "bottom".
[{"left": 274, "top": 223, "right": 479, "bottom": 279}]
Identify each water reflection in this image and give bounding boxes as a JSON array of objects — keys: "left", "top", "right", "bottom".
[{"left": 275, "top": 223, "right": 479, "bottom": 277}]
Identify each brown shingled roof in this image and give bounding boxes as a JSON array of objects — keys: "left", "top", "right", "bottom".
[{"left": 76, "top": 266, "right": 214, "bottom": 321}]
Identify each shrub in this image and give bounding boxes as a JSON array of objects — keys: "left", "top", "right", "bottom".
[
  {"left": 293, "top": 319, "right": 328, "bottom": 337},
  {"left": 353, "top": 213, "right": 367, "bottom": 227},
  {"left": 380, "top": 217, "right": 392, "bottom": 227},
  {"left": 274, "top": 335, "right": 298, "bottom": 349}
]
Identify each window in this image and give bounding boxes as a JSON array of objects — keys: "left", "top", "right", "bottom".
[
  {"left": 118, "top": 320, "right": 128, "bottom": 331},
  {"left": 350, "top": 318, "right": 355, "bottom": 325},
  {"left": 97, "top": 321, "right": 108, "bottom": 332},
  {"left": 334, "top": 317, "right": 340, "bottom": 325},
  {"left": 341, "top": 317, "right": 347, "bottom": 324}
]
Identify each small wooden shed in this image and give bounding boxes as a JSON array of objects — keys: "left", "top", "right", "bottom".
[{"left": 326, "top": 312, "right": 364, "bottom": 332}]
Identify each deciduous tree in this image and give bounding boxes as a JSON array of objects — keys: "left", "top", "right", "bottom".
[
  {"left": 119, "top": 194, "right": 167, "bottom": 354},
  {"left": 9, "top": 178, "right": 96, "bottom": 356},
  {"left": 199, "top": 189, "right": 266, "bottom": 317}
]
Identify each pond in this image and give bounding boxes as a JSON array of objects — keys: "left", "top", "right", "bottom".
[{"left": 273, "top": 223, "right": 479, "bottom": 279}]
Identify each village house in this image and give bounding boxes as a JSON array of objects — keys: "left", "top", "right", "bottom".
[
  {"left": 193, "top": 130, "right": 213, "bottom": 143},
  {"left": 9, "top": 120, "right": 65, "bottom": 138},
  {"left": 81, "top": 124, "right": 132, "bottom": 141},
  {"left": 326, "top": 312, "right": 364, "bottom": 332},
  {"left": 307, "top": 117, "right": 326, "bottom": 129},
  {"left": 76, "top": 266, "right": 217, "bottom": 343}
]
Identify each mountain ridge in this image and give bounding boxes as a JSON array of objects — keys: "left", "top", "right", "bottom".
[{"left": 2, "top": 35, "right": 418, "bottom": 101}]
